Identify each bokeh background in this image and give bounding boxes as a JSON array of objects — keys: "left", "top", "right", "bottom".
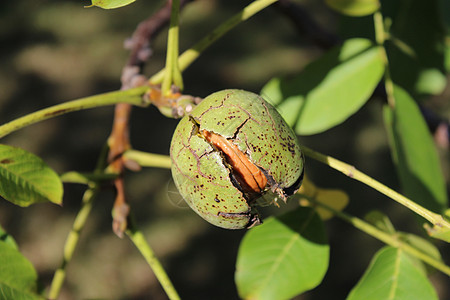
[{"left": 0, "top": 0, "right": 449, "bottom": 299}]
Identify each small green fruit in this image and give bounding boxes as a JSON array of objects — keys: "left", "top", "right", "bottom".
[{"left": 170, "top": 89, "right": 304, "bottom": 229}]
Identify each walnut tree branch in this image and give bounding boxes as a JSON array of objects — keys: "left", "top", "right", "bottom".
[{"left": 108, "top": 0, "right": 192, "bottom": 237}]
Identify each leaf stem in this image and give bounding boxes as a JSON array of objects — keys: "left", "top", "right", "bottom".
[
  {"left": 373, "top": 10, "right": 395, "bottom": 108},
  {"left": 312, "top": 199, "right": 450, "bottom": 276},
  {"left": 60, "top": 171, "right": 119, "bottom": 185},
  {"left": 48, "top": 186, "right": 98, "bottom": 299},
  {"left": 123, "top": 149, "right": 172, "bottom": 169},
  {"left": 301, "top": 145, "right": 450, "bottom": 230},
  {"left": 149, "top": 0, "right": 278, "bottom": 84},
  {"left": 48, "top": 144, "right": 110, "bottom": 299},
  {"left": 161, "top": 0, "right": 183, "bottom": 95},
  {"left": 0, "top": 86, "right": 149, "bottom": 139},
  {"left": 126, "top": 216, "right": 180, "bottom": 300}
]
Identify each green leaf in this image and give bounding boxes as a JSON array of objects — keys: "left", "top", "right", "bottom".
[
  {"left": 397, "top": 232, "right": 443, "bottom": 273},
  {"left": 0, "top": 241, "right": 43, "bottom": 300},
  {"left": 261, "top": 38, "right": 385, "bottom": 135},
  {"left": 386, "top": 0, "right": 447, "bottom": 97},
  {"left": 0, "top": 225, "right": 18, "bottom": 250},
  {"left": 235, "top": 207, "right": 329, "bottom": 300},
  {"left": 86, "top": 0, "right": 137, "bottom": 9},
  {"left": 398, "top": 233, "right": 442, "bottom": 263},
  {"left": 0, "top": 144, "right": 63, "bottom": 207},
  {"left": 364, "top": 210, "right": 396, "bottom": 234},
  {"left": 425, "top": 224, "right": 450, "bottom": 243},
  {"left": 383, "top": 86, "right": 447, "bottom": 213},
  {"left": 346, "top": 247, "right": 438, "bottom": 300},
  {"left": 325, "top": 0, "right": 380, "bottom": 17}
]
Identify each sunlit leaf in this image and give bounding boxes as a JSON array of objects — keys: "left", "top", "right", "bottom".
[
  {"left": 445, "top": 209, "right": 450, "bottom": 219},
  {"left": 298, "top": 175, "right": 349, "bottom": 220},
  {"left": 347, "top": 247, "right": 438, "bottom": 300},
  {"left": 0, "top": 241, "right": 43, "bottom": 300},
  {"left": 0, "top": 144, "right": 63, "bottom": 207},
  {"left": 261, "top": 38, "right": 384, "bottom": 135},
  {"left": 235, "top": 207, "right": 329, "bottom": 300},
  {"left": 86, "top": 0, "right": 137, "bottom": 9},
  {"left": 325, "top": 0, "right": 380, "bottom": 17},
  {"left": 425, "top": 224, "right": 450, "bottom": 243},
  {"left": 383, "top": 86, "right": 448, "bottom": 213},
  {"left": 313, "top": 190, "right": 349, "bottom": 220},
  {"left": 0, "top": 225, "right": 18, "bottom": 250}
]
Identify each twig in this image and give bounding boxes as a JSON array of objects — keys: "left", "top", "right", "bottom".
[
  {"left": 161, "top": 0, "right": 183, "bottom": 95},
  {"left": 108, "top": 0, "right": 187, "bottom": 237},
  {"left": 48, "top": 144, "right": 110, "bottom": 299},
  {"left": 48, "top": 187, "right": 98, "bottom": 299},
  {"left": 123, "top": 149, "right": 172, "bottom": 169},
  {"left": 150, "top": 0, "right": 279, "bottom": 84},
  {"left": 0, "top": 87, "right": 148, "bottom": 139},
  {"left": 310, "top": 198, "right": 450, "bottom": 276},
  {"left": 126, "top": 215, "right": 180, "bottom": 300},
  {"left": 301, "top": 146, "right": 450, "bottom": 230},
  {"left": 125, "top": 0, "right": 192, "bottom": 69},
  {"left": 108, "top": 101, "right": 133, "bottom": 237},
  {"left": 120, "top": 147, "right": 450, "bottom": 275},
  {"left": 373, "top": 11, "right": 395, "bottom": 108}
]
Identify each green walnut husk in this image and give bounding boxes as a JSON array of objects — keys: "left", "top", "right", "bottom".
[{"left": 170, "top": 89, "right": 304, "bottom": 229}]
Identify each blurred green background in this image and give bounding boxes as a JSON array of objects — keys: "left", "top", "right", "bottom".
[{"left": 0, "top": 0, "right": 448, "bottom": 299}]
